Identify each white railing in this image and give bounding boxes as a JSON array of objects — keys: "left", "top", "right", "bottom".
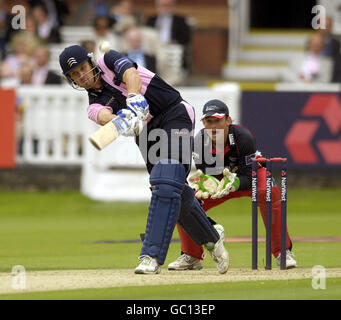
[{"left": 17, "top": 86, "right": 91, "bottom": 165}]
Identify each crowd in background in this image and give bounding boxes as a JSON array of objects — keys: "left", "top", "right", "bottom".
[
  {"left": 0, "top": 0, "right": 193, "bottom": 87},
  {"left": 1, "top": 0, "right": 341, "bottom": 88}
]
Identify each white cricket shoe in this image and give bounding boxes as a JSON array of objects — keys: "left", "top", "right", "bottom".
[
  {"left": 205, "top": 224, "right": 229, "bottom": 274},
  {"left": 168, "top": 254, "right": 203, "bottom": 270},
  {"left": 276, "top": 250, "right": 298, "bottom": 269},
  {"left": 135, "top": 255, "right": 161, "bottom": 274}
]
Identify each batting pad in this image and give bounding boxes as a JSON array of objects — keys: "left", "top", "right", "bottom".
[
  {"left": 140, "top": 159, "right": 186, "bottom": 265},
  {"left": 178, "top": 185, "right": 220, "bottom": 246}
]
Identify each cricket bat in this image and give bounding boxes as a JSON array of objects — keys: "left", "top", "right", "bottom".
[{"left": 89, "top": 120, "right": 120, "bottom": 150}]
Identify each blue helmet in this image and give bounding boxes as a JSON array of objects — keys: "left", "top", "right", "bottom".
[
  {"left": 59, "top": 45, "right": 90, "bottom": 75},
  {"left": 59, "top": 45, "right": 101, "bottom": 89}
]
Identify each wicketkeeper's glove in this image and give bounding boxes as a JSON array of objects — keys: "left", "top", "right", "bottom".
[
  {"left": 116, "top": 109, "right": 143, "bottom": 137},
  {"left": 188, "top": 169, "right": 219, "bottom": 199},
  {"left": 211, "top": 168, "right": 240, "bottom": 199},
  {"left": 126, "top": 93, "right": 149, "bottom": 121}
]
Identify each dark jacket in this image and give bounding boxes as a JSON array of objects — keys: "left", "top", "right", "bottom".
[{"left": 146, "top": 14, "right": 191, "bottom": 46}]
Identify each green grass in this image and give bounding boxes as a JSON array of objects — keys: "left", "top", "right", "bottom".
[{"left": 0, "top": 189, "right": 340, "bottom": 299}]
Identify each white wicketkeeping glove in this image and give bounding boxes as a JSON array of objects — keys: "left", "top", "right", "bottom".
[
  {"left": 211, "top": 168, "right": 240, "bottom": 199},
  {"left": 126, "top": 93, "right": 149, "bottom": 121},
  {"left": 188, "top": 169, "right": 219, "bottom": 199},
  {"left": 116, "top": 109, "right": 144, "bottom": 137}
]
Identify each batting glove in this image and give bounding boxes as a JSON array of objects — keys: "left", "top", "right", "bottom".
[
  {"left": 211, "top": 168, "right": 240, "bottom": 199},
  {"left": 126, "top": 93, "right": 149, "bottom": 121},
  {"left": 116, "top": 109, "right": 144, "bottom": 137},
  {"left": 188, "top": 169, "right": 220, "bottom": 199}
]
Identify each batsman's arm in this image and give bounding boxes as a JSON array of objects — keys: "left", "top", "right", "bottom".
[{"left": 122, "top": 67, "right": 142, "bottom": 96}]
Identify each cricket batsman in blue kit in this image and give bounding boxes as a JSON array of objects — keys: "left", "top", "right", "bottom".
[{"left": 59, "top": 45, "right": 229, "bottom": 274}]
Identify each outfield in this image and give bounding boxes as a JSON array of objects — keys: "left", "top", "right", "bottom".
[{"left": 0, "top": 189, "right": 340, "bottom": 300}]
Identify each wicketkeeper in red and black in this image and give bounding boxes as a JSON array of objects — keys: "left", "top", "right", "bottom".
[{"left": 168, "top": 99, "right": 298, "bottom": 270}]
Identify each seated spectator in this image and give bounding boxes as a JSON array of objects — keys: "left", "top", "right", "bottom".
[
  {"left": 146, "top": 0, "right": 191, "bottom": 71},
  {"left": 146, "top": 0, "right": 190, "bottom": 46},
  {"left": 282, "top": 33, "right": 333, "bottom": 83},
  {"left": 117, "top": 19, "right": 179, "bottom": 83},
  {"left": 28, "top": 0, "right": 70, "bottom": 28},
  {"left": 0, "top": 32, "right": 39, "bottom": 86},
  {"left": 109, "top": 0, "right": 141, "bottom": 30},
  {"left": 92, "top": 15, "right": 120, "bottom": 59},
  {"left": 31, "top": 45, "right": 62, "bottom": 85},
  {"left": 319, "top": 15, "right": 341, "bottom": 82},
  {"left": 122, "top": 26, "right": 157, "bottom": 73},
  {"left": 32, "top": 3, "right": 61, "bottom": 43},
  {"left": 67, "top": 0, "right": 109, "bottom": 26}
]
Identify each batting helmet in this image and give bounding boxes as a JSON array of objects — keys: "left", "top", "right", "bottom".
[
  {"left": 59, "top": 45, "right": 100, "bottom": 89},
  {"left": 59, "top": 45, "right": 90, "bottom": 75}
]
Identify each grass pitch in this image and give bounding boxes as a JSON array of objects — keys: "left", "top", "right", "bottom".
[{"left": 0, "top": 188, "right": 340, "bottom": 299}]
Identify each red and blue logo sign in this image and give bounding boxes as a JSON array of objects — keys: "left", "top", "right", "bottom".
[
  {"left": 285, "top": 94, "right": 341, "bottom": 164},
  {"left": 242, "top": 92, "right": 341, "bottom": 168}
]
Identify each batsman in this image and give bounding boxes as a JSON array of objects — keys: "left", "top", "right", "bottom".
[
  {"left": 59, "top": 45, "right": 229, "bottom": 274},
  {"left": 168, "top": 99, "right": 298, "bottom": 271}
]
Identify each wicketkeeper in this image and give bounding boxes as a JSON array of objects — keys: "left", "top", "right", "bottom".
[
  {"left": 168, "top": 99, "right": 298, "bottom": 270},
  {"left": 59, "top": 45, "right": 229, "bottom": 274}
]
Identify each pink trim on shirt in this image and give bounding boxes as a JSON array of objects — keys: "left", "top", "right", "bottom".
[
  {"left": 136, "top": 65, "right": 155, "bottom": 95},
  {"left": 97, "top": 56, "right": 155, "bottom": 96},
  {"left": 87, "top": 103, "right": 112, "bottom": 123},
  {"left": 181, "top": 101, "right": 195, "bottom": 125}
]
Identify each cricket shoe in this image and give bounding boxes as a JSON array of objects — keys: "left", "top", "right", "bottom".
[
  {"left": 276, "top": 250, "right": 298, "bottom": 269},
  {"left": 204, "top": 224, "right": 229, "bottom": 274},
  {"left": 135, "top": 255, "right": 161, "bottom": 274},
  {"left": 168, "top": 254, "right": 203, "bottom": 271}
]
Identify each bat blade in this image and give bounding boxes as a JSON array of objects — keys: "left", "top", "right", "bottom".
[{"left": 89, "top": 121, "right": 119, "bottom": 150}]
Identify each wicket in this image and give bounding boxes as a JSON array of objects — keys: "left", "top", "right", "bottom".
[{"left": 251, "top": 157, "right": 288, "bottom": 270}]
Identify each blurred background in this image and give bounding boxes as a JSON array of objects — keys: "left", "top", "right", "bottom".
[{"left": 1, "top": 0, "right": 341, "bottom": 200}]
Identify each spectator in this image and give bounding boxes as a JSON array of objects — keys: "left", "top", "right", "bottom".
[
  {"left": 122, "top": 26, "right": 157, "bottom": 73},
  {"left": 146, "top": 0, "right": 191, "bottom": 71},
  {"left": 0, "top": 32, "right": 38, "bottom": 85},
  {"left": 146, "top": 0, "right": 191, "bottom": 46},
  {"left": 109, "top": 0, "right": 141, "bottom": 30},
  {"left": 68, "top": 0, "right": 110, "bottom": 26},
  {"left": 92, "top": 15, "right": 120, "bottom": 59},
  {"left": 31, "top": 45, "right": 62, "bottom": 84},
  {"left": 32, "top": 3, "right": 61, "bottom": 43},
  {"left": 282, "top": 33, "right": 333, "bottom": 83},
  {"left": 319, "top": 16, "right": 341, "bottom": 82},
  {"left": 117, "top": 19, "right": 180, "bottom": 84},
  {"left": 28, "top": 0, "right": 70, "bottom": 27}
]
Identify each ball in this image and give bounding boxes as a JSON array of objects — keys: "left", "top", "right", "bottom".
[{"left": 99, "top": 41, "right": 110, "bottom": 53}]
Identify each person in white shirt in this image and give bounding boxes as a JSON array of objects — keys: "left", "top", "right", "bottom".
[{"left": 282, "top": 33, "right": 333, "bottom": 83}]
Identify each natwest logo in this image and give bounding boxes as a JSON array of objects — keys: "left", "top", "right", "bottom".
[{"left": 285, "top": 94, "right": 341, "bottom": 164}]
